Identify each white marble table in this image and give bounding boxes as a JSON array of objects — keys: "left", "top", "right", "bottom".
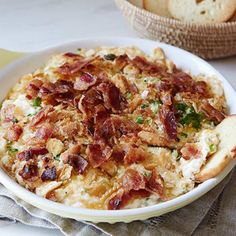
[{"left": 0, "top": 0, "right": 235, "bottom": 235}]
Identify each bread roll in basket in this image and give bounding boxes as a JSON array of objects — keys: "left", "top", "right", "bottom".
[{"left": 115, "top": 0, "right": 236, "bottom": 59}]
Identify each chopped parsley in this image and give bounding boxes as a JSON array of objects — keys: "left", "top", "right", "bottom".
[
  {"left": 104, "top": 54, "right": 117, "bottom": 61},
  {"left": 126, "top": 92, "right": 132, "bottom": 99},
  {"left": 175, "top": 102, "right": 204, "bottom": 130},
  {"left": 143, "top": 172, "right": 151, "bottom": 178},
  {"left": 175, "top": 103, "right": 188, "bottom": 112},
  {"left": 32, "top": 97, "right": 42, "bottom": 107},
  {"left": 141, "top": 104, "right": 149, "bottom": 109},
  {"left": 209, "top": 144, "right": 216, "bottom": 153},
  {"left": 54, "top": 154, "right": 61, "bottom": 161},
  {"left": 136, "top": 115, "right": 144, "bottom": 124},
  {"left": 146, "top": 118, "right": 152, "bottom": 125},
  {"left": 180, "top": 132, "right": 188, "bottom": 138},
  {"left": 6, "top": 141, "right": 18, "bottom": 155},
  {"left": 8, "top": 148, "right": 18, "bottom": 154}
]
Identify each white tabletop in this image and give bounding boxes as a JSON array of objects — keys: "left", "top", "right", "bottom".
[{"left": 0, "top": 0, "right": 235, "bottom": 235}]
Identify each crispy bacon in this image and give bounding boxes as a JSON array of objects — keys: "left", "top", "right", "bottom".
[
  {"left": 114, "top": 54, "right": 130, "bottom": 71},
  {"left": 6, "top": 124, "right": 23, "bottom": 141},
  {"left": 108, "top": 189, "right": 150, "bottom": 210},
  {"left": 32, "top": 79, "right": 75, "bottom": 106},
  {"left": 94, "top": 104, "right": 110, "bottom": 124},
  {"left": 180, "top": 143, "right": 201, "bottom": 160},
  {"left": 97, "top": 82, "right": 126, "bottom": 113},
  {"left": 122, "top": 169, "right": 145, "bottom": 191},
  {"left": 111, "top": 148, "right": 126, "bottom": 163},
  {"left": 67, "top": 154, "right": 88, "bottom": 174},
  {"left": 54, "top": 92, "right": 75, "bottom": 106},
  {"left": 31, "top": 106, "right": 53, "bottom": 126},
  {"left": 74, "top": 73, "right": 96, "bottom": 91},
  {"left": 41, "top": 166, "right": 57, "bottom": 181},
  {"left": 132, "top": 56, "right": 165, "bottom": 75},
  {"left": 156, "top": 80, "right": 172, "bottom": 92},
  {"left": 38, "top": 81, "right": 56, "bottom": 97},
  {"left": 64, "top": 52, "right": 83, "bottom": 58},
  {"left": 146, "top": 170, "right": 165, "bottom": 199},
  {"left": 159, "top": 105, "right": 177, "bottom": 140},
  {"left": 17, "top": 147, "right": 48, "bottom": 161},
  {"left": 108, "top": 168, "right": 163, "bottom": 210},
  {"left": 172, "top": 71, "right": 193, "bottom": 93},
  {"left": 61, "top": 144, "right": 81, "bottom": 163},
  {"left": 160, "top": 91, "right": 172, "bottom": 106},
  {"left": 108, "top": 189, "right": 126, "bottom": 210},
  {"left": 200, "top": 101, "right": 225, "bottom": 124},
  {"left": 19, "top": 164, "right": 38, "bottom": 180},
  {"left": 86, "top": 143, "right": 112, "bottom": 168},
  {"left": 78, "top": 87, "right": 103, "bottom": 119},
  {"left": 94, "top": 116, "right": 140, "bottom": 145},
  {"left": 35, "top": 123, "right": 54, "bottom": 140},
  {"left": 1, "top": 104, "right": 15, "bottom": 122},
  {"left": 194, "top": 81, "right": 208, "bottom": 95},
  {"left": 172, "top": 71, "right": 208, "bottom": 97},
  {"left": 26, "top": 79, "right": 43, "bottom": 99},
  {"left": 57, "top": 57, "right": 95, "bottom": 76},
  {"left": 54, "top": 80, "right": 73, "bottom": 94}
]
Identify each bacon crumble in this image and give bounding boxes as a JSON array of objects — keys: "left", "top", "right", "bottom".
[
  {"left": 41, "top": 166, "right": 57, "bottom": 181},
  {"left": 6, "top": 124, "right": 23, "bottom": 141}
]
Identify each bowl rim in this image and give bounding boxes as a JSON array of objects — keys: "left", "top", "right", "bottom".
[
  {"left": 0, "top": 37, "right": 235, "bottom": 222},
  {"left": 118, "top": 0, "right": 236, "bottom": 29}
]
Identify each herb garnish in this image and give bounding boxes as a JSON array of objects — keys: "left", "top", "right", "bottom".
[
  {"left": 175, "top": 103, "right": 204, "bottom": 129},
  {"left": 54, "top": 154, "right": 61, "bottom": 161},
  {"left": 6, "top": 141, "right": 18, "bottom": 155},
  {"left": 141, "top": 104, "right": 149, "bottom": 109},
  {"left": 32, "top": 97, "right": 42, "bottom": 107},
  {"left": 104, "top": 54, "right": 117, "bottom": 61},
  {"left": 180, "top": 132, "right": 188, "bottom": 138},
  {"left": 209, "top": 144, "right": 216, "bottom": 153},
  {"left": 126, "top": 92, "right": 132, "bottom": 99},
  {"left": 136, "top": 115, "right": 144, "bottom": 124},
  {"left": 146, "top": 118, "right": 152, "bottom": 125}
]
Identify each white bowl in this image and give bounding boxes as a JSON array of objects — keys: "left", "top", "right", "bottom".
[{"left": 0, "top": 38, "right": 235, "bottom": 223}]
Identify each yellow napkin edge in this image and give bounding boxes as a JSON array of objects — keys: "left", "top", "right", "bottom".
[{"left": 0, "top": 49, "right": 24, "bottom": 69}]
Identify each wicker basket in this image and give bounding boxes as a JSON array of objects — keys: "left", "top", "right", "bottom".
[{"left": 115, "top": 0, "right": 236, "bottom": 59}]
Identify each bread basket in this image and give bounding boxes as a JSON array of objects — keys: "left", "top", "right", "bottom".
[{"left": 115, "top": 0, "right": 236, "bottom": 59}]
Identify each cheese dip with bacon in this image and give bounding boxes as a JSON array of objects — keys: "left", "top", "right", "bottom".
[{"left": 0, "top": 46, "right": 227, "bottom": 209}]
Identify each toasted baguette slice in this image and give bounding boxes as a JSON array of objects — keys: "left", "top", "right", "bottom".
[
  {"left": 168, "top": 0, "right": 236, "bottom": 23},
  {"left": 129, "top": 0, "right": 143, "bottom": 8},
  {"left": 195, "top": 116, "right": 236, "bottom": 182},
  {"left": 144, "top": 0, "right": 172, "bottom": 17}
]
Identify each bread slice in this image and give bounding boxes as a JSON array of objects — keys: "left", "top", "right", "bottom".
[
  {"left": 168, "top": 0, "right": 236, "bottom": 23},
  {"left": 144, "top": 0, "right": 172, "bottom": 17},
  {"left": 195, "top": 116, "right": 236, "bottom": 182},
  {"left": 129, "top": 0, "right": 143, "bottom": 8}
]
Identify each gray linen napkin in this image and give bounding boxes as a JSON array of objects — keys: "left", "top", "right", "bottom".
[{"left": 0, "top": 168, "right": 235, "bottom": 236}]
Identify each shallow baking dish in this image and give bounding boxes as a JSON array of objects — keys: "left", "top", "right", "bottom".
[{"left": 0, "top": 37, "right": 235, "bottom": 223}]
